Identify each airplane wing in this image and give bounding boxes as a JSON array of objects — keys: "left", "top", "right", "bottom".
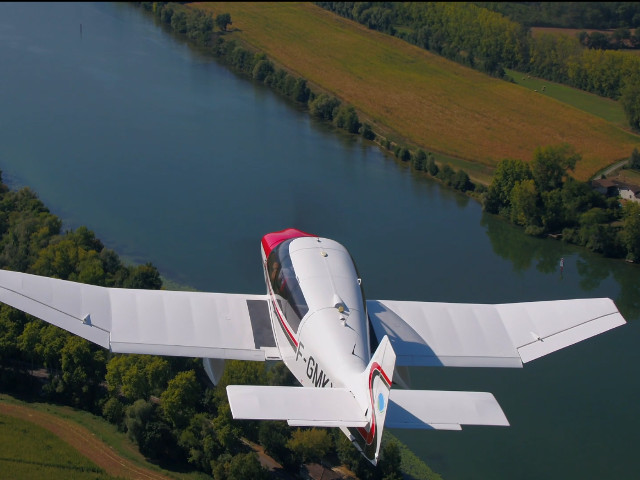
[
  {"left": 386, "top": 389, "right": 510, "bottom": 430},
  {"left": 367, "top": 298, "right": 625, "bottom": 368},
  {"left": 0, "top": 269, "right": 279, "bottom": 360},
  {"left": 227, "top": 385, "right": 369, "bottom": 428}
]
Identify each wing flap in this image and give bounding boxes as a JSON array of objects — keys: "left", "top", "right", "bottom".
[
  {"left": 368, "top": 298, "right": 625, "bottom": 368},
  {"left": 0, "top": 270, "right": 276, "bottom": 360},
  {"left": 227, "top": 385, "right": 369, "bottom": 428},
  {"left": 387, "top": 389, "right": 509, "bottom": 429}
]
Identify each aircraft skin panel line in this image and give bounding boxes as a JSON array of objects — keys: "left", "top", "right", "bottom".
[
  {"left": 369, "top": 298, "right": 624, "bottom": 367},
  {"left": 226, "top": 385, "right": 369, "bottom": 428},
  {"left": 0, "top": 269, "right": 275, "bottom": 360},
  {"left": 386, "top": 389, "right": 510, "bottom": 429}
]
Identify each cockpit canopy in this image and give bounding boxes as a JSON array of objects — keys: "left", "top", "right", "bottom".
[
  {"left": 267, "top": 238, "right": 309, "bottom": 332},
  {"left": 266, "top": 236, "right": 367, "bottom": 335}
]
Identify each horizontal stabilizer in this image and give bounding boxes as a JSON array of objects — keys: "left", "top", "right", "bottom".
[
  {"left": 386, "top": 389, "right": 509, "bottom": 429},
  {"left": 227, "top": 385, "right": 369, "bottom": 428}
]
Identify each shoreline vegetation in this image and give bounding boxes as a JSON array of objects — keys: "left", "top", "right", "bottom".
[{"left": 135, "top": 2, "right": 640, "bottom": 263}]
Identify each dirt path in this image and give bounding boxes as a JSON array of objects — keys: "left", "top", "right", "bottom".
[{"left": 0, "top": 401, "right": 174, "bottom": 480}]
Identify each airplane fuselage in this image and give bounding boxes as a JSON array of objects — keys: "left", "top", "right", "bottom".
[{"left": 261, "top": 229, "right": 371, "bottom": 392}]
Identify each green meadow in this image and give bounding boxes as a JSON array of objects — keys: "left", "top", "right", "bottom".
[{"left": 504, "top": 68, "right": 628, "bottom": 127}]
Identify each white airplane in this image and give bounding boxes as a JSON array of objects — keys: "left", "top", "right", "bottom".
[{"left": 0, "top": 228, "right": 627, "bottom": 464}]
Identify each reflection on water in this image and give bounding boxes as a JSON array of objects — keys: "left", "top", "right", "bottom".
[{"left": 482, "top": 212, "right": 640, "bottom": 321}]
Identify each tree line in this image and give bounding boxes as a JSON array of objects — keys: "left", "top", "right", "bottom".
[
  {"left": 0, "top": 173, "right": 404, "bottom": 479},
  {"left": 474, "top": 2, "right": 640, "bottom": 30},
  {"left": 316, "top": 2, "right": 640, "bottom": 130}
]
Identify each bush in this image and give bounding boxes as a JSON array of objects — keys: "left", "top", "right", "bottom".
[
  {"left": 333, "top": 105, "right": 361, "bottom": 133},
  {"left": 309, "top": 94, "right": 340, "bottom": 121},
  {"left": 102, "top": 396, "right": 125, "bottom": 427},
  {"left": 360, "top": 123, "right": 376, "bottom": 140}
]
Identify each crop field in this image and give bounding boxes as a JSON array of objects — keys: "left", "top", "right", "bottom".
[{"left": 193, "top": 2, "right": 640, "bottom": 180}]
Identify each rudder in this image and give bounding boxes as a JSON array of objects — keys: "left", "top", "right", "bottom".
[{"left": 344, "top": 335, "right": 396, "bottom": 465}]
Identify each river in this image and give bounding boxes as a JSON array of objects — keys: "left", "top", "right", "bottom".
[{"left": 0, "top": 3, "right": 638, "bottom": 479}]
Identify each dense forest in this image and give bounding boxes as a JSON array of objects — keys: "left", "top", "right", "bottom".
[
  {"left": 0, "top": 174, "right": 404, "bottom": 480},
  {"left": 474, "top": 2, "right": 640, "bottom": 29},
  {"left": 316, "top": 2, "right": 640, "bottom": 130}
]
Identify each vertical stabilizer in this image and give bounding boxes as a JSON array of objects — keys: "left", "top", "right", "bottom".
[{"left": 345, "top": 335, "right": 396, "bottom": 465}]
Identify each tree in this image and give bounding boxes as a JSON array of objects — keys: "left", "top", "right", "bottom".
[
  {"left": 291, "top": 78, "right": 310, "bottom": 103},
  {"left": 426, "top": 154, "right": 439, "bottom": 176},
  {"left": 484, "top": 158, "right": 532, "bottom": 214},
  {"left": 56, "top": 335, "right": 106, "bottom": 409},
  {"left": 452, "top": 169, "right": 472, "bottom": 192},
  {"left": 160, "top": 369, "right": 202, "bottom": 429},
  {"left": 258, "top": 421, "right": 293, "bottom": 467},
  {"left": 0, "top": 306, "right": 23, "bottom": 361},
  {"left": 179, "top": 413, "right": 222, "bottom": 473},
  {"left": 379, "top": 441, "right": 403, "bottom": 480},
  {"left": 531, "top": 144, "right": 579, "bottom": 192},
  {"left": 621, "top": 202, "right": 640, "bottom": 261},
  {"left": 309, "top": 94, "right": 340, "bottom": 121},
  {"left": 106, "top": 354, "right": 170, "bottom": 401},
  {"left": 252, "top": 59, "right": 274, "bottom": 82},
  {"left": 412, "top": 149, "right": 427, "bottom": 171},
  {"left": 394, "top": 146, "right": 411, "bottom": 162},
  {"left": 125, "top": 399, "right": 155, "bottom": 445},
  {"left": 286, "top": 428, "right": 333, "bottom": 464},
  {"left": 123, "top": 263, "right": 162, "bottom": 289},
  {"left": 213, "top": 452, "right": 269, "bottom": 480},
  {"left": 102, "top": 396, "right": 125, "bottom": 426},
  {"left": 334, "top": 105, "right": 361, "bottom": 134},
  {"left": 216, "top": 13, "right": 232, "bottom": 32},
  {"left": 630, "top": 147, "right": 640, "bottom": 170},
  {"left": 361, "top": 123, "right": 376, "bottom": 140},
  {"left": 621, "top": 77, "right": 640, "bottom": 130},
  {"left": 510, "top": 179, "right": 540, "bottom": 228}
]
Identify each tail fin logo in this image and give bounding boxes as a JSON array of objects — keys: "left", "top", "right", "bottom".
[{"left": 377, "top": 392, "right": 386, "bottom": 413}]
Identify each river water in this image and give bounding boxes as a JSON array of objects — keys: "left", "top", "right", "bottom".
[{"left": 0, "top": 3, "right": 638, "bottom": 479}]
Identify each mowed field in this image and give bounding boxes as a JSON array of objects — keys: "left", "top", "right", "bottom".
[{"left": 192, "top": 2, "right": 640, "bottom": 180}]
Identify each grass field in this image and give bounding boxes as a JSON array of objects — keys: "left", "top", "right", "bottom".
[
  {"left": 193, "top": 2, "right": 640, "bottom": 181},
  {"left": 504, "top": 68, "right": 628, "bottom": 127},
  {"left": 0, "top": 413, "right": 114, "bottom": 480}
]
